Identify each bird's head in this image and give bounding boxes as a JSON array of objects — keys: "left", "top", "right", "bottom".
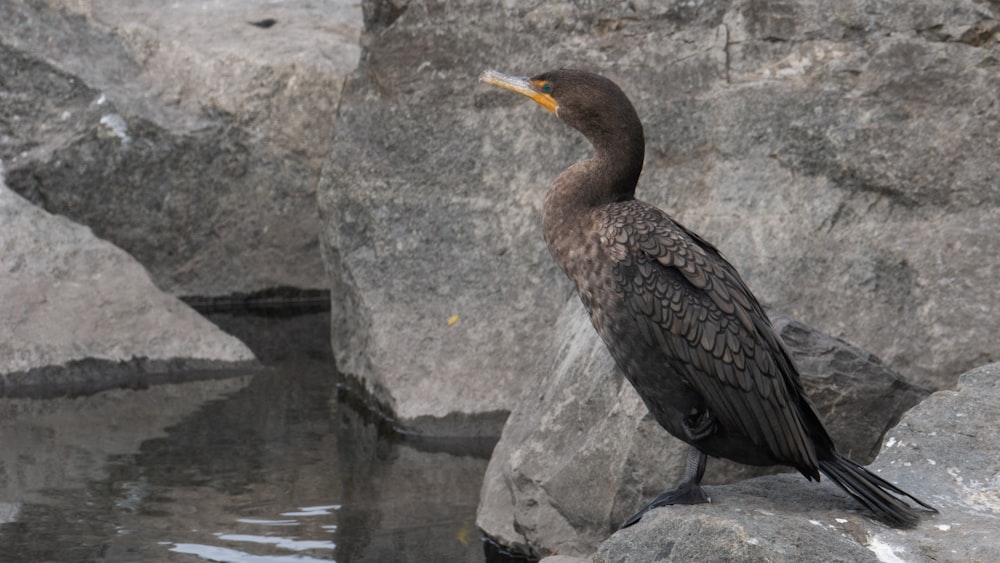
[{"left": 479, "top": 68, "right": 643, "bottom": 153}]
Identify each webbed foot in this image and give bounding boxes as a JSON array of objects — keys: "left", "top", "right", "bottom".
[
  {"left": 619, "top": 481, "right": 711, "bottom": 528},
  {"left": 620, "top": 445, "right": 710, "bottom": 529}
]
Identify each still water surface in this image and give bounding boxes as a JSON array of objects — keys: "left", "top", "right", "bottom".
[{"left": 0, "top": 312, "right": 490, "bottom": 562}]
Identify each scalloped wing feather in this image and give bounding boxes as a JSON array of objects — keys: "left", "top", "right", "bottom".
[{"left": 600, "top": 201, "right": 820, "bottom": 473}]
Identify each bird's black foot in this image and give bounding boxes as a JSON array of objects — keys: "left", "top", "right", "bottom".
[
  {"left": 683, "top": 409, "right": 716, "bottom": 441},
  {"left": 620, "top": 481, "right": 711, "bottom": 528}
]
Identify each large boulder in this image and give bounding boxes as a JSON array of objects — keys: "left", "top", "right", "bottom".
[
  {"left": 0, "top": 181, "right": 254, "bottom": 392},
  {"left": 476, "top": 298, "right": 928, "bottom": 557},
  {"left": 318, "top": 0, "right": 1000, "bottom": 431},
  {"left": 595, "top": 362, "right": 1000, "bottom": 562},
  {"left": 0, "top": 0, "right": 362, "bottom": 296}
]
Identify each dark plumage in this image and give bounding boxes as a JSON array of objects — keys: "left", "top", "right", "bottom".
[{"left": 480, "top": 68, "right": 936, "bottom": 527}]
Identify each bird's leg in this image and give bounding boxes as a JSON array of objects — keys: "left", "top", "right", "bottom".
[
  {"left": 619, "top": 445, "right": 710, "bottom": 529},
  {"left": 682, "top": 408, "right": 716, "bottom": 441}
]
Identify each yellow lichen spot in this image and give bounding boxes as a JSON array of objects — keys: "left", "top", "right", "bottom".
[
  {"left": 448, "top": 314, "right": 459, "bottom": 327},
  {"left": 456, "top": 522, "right": 470, "bottom": 546}
]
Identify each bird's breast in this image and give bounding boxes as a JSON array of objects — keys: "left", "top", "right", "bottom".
[{"left": 543, "top": 207, "right": 609, "bottom": 286}]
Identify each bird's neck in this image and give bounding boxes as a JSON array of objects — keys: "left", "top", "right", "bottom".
[
  {"left": 542, "top": 135, "right": 644, "bottom": 267},
  {"left": 544, "top": 126, "right": 644, "bottom": 210}
]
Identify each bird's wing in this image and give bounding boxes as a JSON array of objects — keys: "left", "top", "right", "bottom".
[{"left": 600, "top": 203, "right": 821, "bottom": 474}]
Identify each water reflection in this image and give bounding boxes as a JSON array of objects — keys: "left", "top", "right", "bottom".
[{"left": 0, "top": 312, "right": 490, "bottom": 562}]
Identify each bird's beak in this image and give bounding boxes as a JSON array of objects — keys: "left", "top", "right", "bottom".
[{"left": 479, "top": 69, "right": 558, "bottom": 115}]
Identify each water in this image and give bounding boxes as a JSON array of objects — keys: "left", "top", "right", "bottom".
[{"left": 0, "top": 312, "right": 492, "bottom": 562}]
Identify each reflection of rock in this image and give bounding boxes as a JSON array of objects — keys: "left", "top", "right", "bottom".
[
  {"left": 114, "top": 369, "right": 486, "bottom": 561},
  {"left": 0, "top": 182, "right": 254, "bottom": 385},
  {"left": 337, "top": 444, "right": 489, "bottom": 563},
  {"left": 320, "top": 0, "right": 999, "bottom": 431},
  {"left": 0, "top": 376, "right": 254, "bottom": 561},
  {"left": 0, "top": 306, "right": 488, "bottom": 560},
  {"left": 595, "top": 363, "right": 1000, "bottom": 562},
  {"left": 0, "top": 376, "right": 251, "bottom": 505},
  {"left": 0, "top": 0, "right": 362, "bottom": 295},
  {"left": 104, "top": 369, "right": 353, "bottom": 560},
  {"left": 477, "top": 299, "right": 928, "bottom": 558}
]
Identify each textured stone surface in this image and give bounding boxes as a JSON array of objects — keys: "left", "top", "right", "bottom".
[
  {"left": 476, "top": 298, "right": 927, "bottom": 557},
  {"left": 540, "top": 556, "right": 589, "bottom": 563},
  {"left": 0, "top": 0, "right": 362, "bottom": 295},
  {"left": 594, "top": 476, "right": 881, "bottom": 563},
  {"left": 595, "top": 363, "right": 1000, "bottom": 562},
  {"left": 319, "top": 0, "right": 998, "bottom": 429},
  {"left": 0, "top": 182, "right": 254, "bottom": 378}
]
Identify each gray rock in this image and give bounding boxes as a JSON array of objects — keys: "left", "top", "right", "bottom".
[
  {"left": 860, "top": 362, "right": 1000, "bottom": 562},
  {"left": 594, "top": 476, "right": 881, "bottom": 563},
  {"left": 476, "top": 298, "right": 927, "bottom": 558},
  {"left": 318, "top": 4, "right": 573, "bottom": 428},
  {"left": 595, "top": 362, "right": 1000, "bottom": 562},
  {"left": 0, "top": 181, "right": 254, "bottom": 380},
  {"left": 541, "top": 556, "right": 590, "bottom": 563},
  {"left": 319, "top": 0, "right": 998, "bottom": 430},
  {"left": 0, "top": 0, "right": 362, "bottom": 296}
]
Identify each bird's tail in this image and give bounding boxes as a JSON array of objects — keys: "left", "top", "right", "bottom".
[{"left": 819, "top": 452, "right": 937, "bottom": 527}]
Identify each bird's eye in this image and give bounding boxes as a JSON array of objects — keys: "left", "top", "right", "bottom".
[{"left": 541, "top": 82, "right": 553, "bottom": 93}]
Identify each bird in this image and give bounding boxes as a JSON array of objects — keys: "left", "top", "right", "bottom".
[{"left": 479, "top": 68, "right": 936, "bottom": 528}]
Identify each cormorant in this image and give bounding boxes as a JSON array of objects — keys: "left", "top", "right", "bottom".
[{"left": 479, "top": 68, "right": 935, "bottom": 528}]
